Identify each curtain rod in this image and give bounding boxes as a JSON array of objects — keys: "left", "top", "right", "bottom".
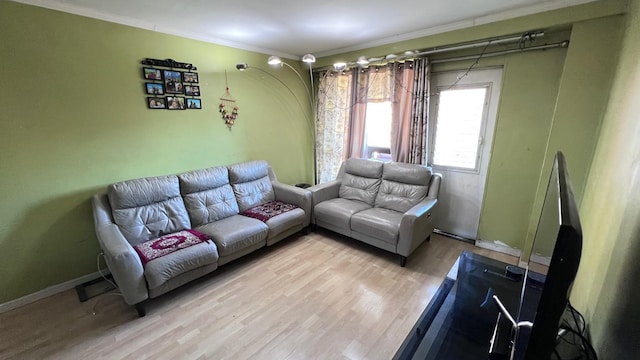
[
  {"left": 313, "top": 30, "right": 554, "bottom": 72},
  {"left": 431, "top": 40, "right": 569, "bottom": 64}
]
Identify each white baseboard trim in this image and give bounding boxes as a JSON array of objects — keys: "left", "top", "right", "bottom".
[
  {"left": 475, "top": 239, "right": 522, "bottom": 259},
  {"left": 0, "top": 269, "right": 110, "bottom": 314}
]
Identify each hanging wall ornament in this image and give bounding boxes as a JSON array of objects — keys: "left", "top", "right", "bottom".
[{"left": 219, "top": 70, "right": 238, "bottom": 130}]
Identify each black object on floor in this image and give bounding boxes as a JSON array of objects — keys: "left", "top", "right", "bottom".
[{"left": 75, "top": 275, "right": 116, "bottom": 302}]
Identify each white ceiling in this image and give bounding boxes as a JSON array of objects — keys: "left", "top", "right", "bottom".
[{"left": 15, "top": 0, "right": 595, "bottom": 59}]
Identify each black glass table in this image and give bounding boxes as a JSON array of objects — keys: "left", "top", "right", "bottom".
[{"left": 394, "top": 251, "right": 526, "bottom": 360}]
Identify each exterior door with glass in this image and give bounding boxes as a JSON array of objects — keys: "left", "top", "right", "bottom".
[{"left": 429, "top": 68, "right": 503, "bottom": 239}]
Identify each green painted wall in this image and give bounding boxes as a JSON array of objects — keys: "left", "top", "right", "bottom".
[
  {"left": 0, "top": 2, "right": 313, "bottom": 303},
  {"left": 520, "top": 15, "right": 624, "bottom": 258},
  {"left": 474, "top": 49, "right": 566, "bottom": 249},
  {"left": 571, "top": 0, "right": 640, "bottom": 356}
]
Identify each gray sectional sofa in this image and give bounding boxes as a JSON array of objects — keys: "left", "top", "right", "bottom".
[
  {"left": 92, "top": 160, "right": 311, "bottom": 316},
  {"left": 309, "top": 158, "right": 441, "bottom": 266}
]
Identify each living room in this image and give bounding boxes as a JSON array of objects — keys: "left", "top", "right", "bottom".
[{"left": 1, "top": 0, "right": 638, "bottom": 358}]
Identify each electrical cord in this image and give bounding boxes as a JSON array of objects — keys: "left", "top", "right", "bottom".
[
  {"left": 554, "top": 347, "right": 563, "bottom": 359},
  {"left": 97, "top": 252, "right": 119, "bottom": 291},
  {"left": 568, "top": 302, "right": 586, "bottom": 334},
  {"left": 92, "top": 252, "right": 123, "bottom": 315},
  {"left": 91, "top": 292, "right": 123, "bottom": 315},
  {"left": 443, "top": 40, "right": 492, "bottom": 91},
  {"left": 555, "top": 301, "right": 597, "bottom": 360},
  {"left": 561, "top": 327, "right": 598, "bottom": 360}
]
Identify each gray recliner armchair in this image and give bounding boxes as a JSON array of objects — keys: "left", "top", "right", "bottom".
[{"left": 310, "top": 158, "right": 441, "bottom": 266}]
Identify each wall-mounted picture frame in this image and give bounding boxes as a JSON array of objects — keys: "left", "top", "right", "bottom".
[
  {"left": 185, "top": 85, "right": 200, "bottom": 96},
  {"left": 143, "top": 67, "right": 162, "bottom": 80},
  {"left": 147, "top": 97, "right": 166, "bottom": 109},
  {"left": 163, "top": 70, "right": 183, "bottom": 94},
  {"left": 183, "top": 72, "right": 199, "bottom": 83},
  {"left": 145, "top": 82, "right": 164, "bottom": 95},
  {"left": 166, "top": 96, "right": 186, "bottom": 110},
  {"left": 186, "top": 98, "right": 201, "bottom": 109}
]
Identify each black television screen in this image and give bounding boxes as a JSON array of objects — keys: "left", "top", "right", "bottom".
[{"left": 514, "top": 151, "right": 583, "bottom": 359}]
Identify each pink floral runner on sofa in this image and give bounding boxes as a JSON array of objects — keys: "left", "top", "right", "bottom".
[
  {"left": 242, "top": 201, "right": 298, "bottom": 222},
  {"left": 133, "top": 229, "right": 209, "bottom": 265}
]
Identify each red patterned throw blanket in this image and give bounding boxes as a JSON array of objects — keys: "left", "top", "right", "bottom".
[
  {"left": 134, "top": 229, "right": 209, "bottom": 265},
  {"left": 242, "top": 201, "right": 298, "bottom": 222}
]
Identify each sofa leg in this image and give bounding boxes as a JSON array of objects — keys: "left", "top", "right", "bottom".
[
  {"left": 400, "top": 255, "right": 407, "bottom": 267},
  {"left": 135, "top": 303, "right": 146, "bottom": 318}
]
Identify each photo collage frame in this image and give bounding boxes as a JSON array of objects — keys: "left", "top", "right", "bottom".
[{"left": 142, "top": 58, "right": 201, "bottom": 110}]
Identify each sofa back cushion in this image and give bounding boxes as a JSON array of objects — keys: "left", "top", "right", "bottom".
[
  {"left": 228, "top": 160, "right": 275, "bottom": 212},
  {"left": 339, "top": 158, "right": 383, "bottom": 206},
  {"left": 178, "top": 166, "right": 239, "bottom": 227},
  {"left": 108, "top": 175, "right": 191, "bottom": 245},
  {"left": 375, "top": 162, "right": 432, "bottom": 213}
]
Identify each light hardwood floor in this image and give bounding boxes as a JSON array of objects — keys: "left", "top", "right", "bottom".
[{"left": 0, "top": 231, "right": 516, "bottom": 359}]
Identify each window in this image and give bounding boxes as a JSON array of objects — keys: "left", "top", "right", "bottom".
[
  {"left": 431, "top": 87, "right": 488, "bottom": 170},
  {"left": 364, "top": 101, "right": 392, "bottom": 160}
]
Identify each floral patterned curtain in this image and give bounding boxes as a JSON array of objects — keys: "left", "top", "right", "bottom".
[
  {"left": 408, "top": 58, "right": 431, "bottom": 164},
  {"left": 348, "top": 68, "right": 368, "bottom": 159},
  {"left": 315, "top": 71, "right": 353, "bottom": 183}
]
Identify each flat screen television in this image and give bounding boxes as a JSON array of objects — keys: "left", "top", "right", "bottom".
[{"left": 493, "top": 151, "right": 583, "bottom": 359}]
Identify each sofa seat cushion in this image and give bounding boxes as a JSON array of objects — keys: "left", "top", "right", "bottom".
[
  {"left": 264, "top": 207, "right": 306, "bottom": 240},
  {"left": 134, "top": 229, "right": 210, "bottom": 264},
  {"left": 314, "top": 198, "right": 371, "bottom": 231},
  {"left": 196, "top": 215, "right": 268, "bottom": 257},
  {"left": 242, "top": 201, "right": 297, "bottom": 222},
  {"left": 144, "top": 240, "right": 219, "bottom": 290},
  {"left": 350, "top": 208, "right": 403, "bottom": 244}
]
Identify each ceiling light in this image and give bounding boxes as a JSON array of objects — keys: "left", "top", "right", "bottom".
[
  {"left": 404, "top": 50, "right": 416, "bottom": 56},
  {"left": 356, "top": 56, "right": 369, "bottom": 66},
  {"left": 333, "top": 62, "right": 347, "bottom": 71},
  {"left": 236, "top": 63, "right": 248, "bottom": 71},
  {"left": 302, "top": 54, "right": 316, "bottom": 63},
  {"left": 385, "top": 54, "right": 398, "bottom": 60},
  {"left": 267, "top": 56, "right": 282, "bottom": 65}
]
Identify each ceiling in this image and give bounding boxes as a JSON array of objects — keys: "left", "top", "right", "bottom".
[{"left": 16, "top": 0, "right": 595, "bottom": 59}]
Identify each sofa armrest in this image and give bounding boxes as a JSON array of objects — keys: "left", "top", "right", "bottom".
[
  {"left": 271, "top": 182, "right": 312, "bottom": 226},
  {"left": 308, "top": 180, "right": 341, "bottom": 205},
  {"left": 92, "top": 194, "right": 148, "bottom": 305},
  {"left": 307, "top": 180, "right": 341, "bottom": 224},
  {"left": 397, "top": 198, "right": 438, "bottom": 257},
  {"left": 427, "top": 173, "right": 442, "bottom": 199}
]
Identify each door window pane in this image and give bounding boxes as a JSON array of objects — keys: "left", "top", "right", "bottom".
[{"left": 432, "top": 87, "right": 487, "bottom": 169}]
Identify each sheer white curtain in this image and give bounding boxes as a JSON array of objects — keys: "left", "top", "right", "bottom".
[{"left": 315, "top": 71, "right": 353, "bottom": 183}]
